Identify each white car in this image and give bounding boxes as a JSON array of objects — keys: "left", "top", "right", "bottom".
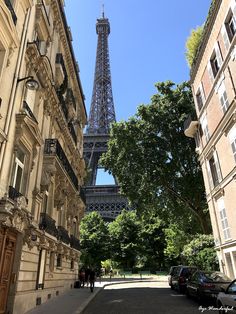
[{"left": 217, "top": 279, "right": 236, "bottom": 314}]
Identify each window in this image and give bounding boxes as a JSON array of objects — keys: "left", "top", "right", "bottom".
[
  {"left": 70, "top": 259, "right": 74, "bottom": 270},
  {"left": 56, "top": 254, "right": 62, "bottom": 268},
  {"left": 42, "top": 190, "right": 48, "bottom": 213},
  {"left": 36, "top": 249, "right": 47, "bottom": 289},
  {"left": 226, "top": 13, "right": 236, "bottom": 41},
  {"left": 196, "top": 83, "right": 205, "bottom": 111},
  {"left": 211, "top": 54, "right": 220, "bottom": 77},
  {"left": 49, "top": 252, "right": 55, "bottom": 272},
  {"left": 228, "top": 127, "right": 236, "bottom": 162},
  {"left": 207, "top": 151, "right": 222, "bottom": 189},
  {"left": 217, "top": 198, "right": 231, "bottom": 240},
  {"left": 11, "top": 149, "right": 28, "bottom": 194},
  {"left": 208, "top": 43, "right": 223, "bottom": 81},
  {"left": 218, "top": 82, "right": 229, "bottom": 113},
  {"left": 200, "top": 116, "right": 210, "bottom": 142},
  {"left": 228, "top": 281, "right": 236, "bottom": 294}
]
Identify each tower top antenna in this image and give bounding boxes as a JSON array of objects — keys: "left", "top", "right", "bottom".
[{"left": 102, "top": 3, "right": 105, "bottom": 18}]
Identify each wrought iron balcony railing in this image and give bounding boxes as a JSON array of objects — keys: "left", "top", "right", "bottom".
[
  {"left": 66, "top": 88, "right": 76, "bottom": 110},
  {"left": 57, "top": 92, "right": 68, "bottom": 120},
  {"left": 68, "top": 121, "right": 77, "bottom": 144},
  {"left": 23, "top": 101, "right": 38, "bottom": 123},
  {"left": 4, "top": 0, "right": 17, "bottom": 24},
  {"left": 57, "top": 226, "right": 71, "bottom": 245},
  {"left": 70, "top": 235, "right": 80, "bottom": 251},
  {"left": 44, "top": 139, "right": 79, "bottom": 190},
  {"left": 80, "top": 187, "right": 86, "bottom": 205},
  {"left": 39, "top": 212, "right": 58, "bottom": 238},
  {"left": 9, "top": 185, "right": 23, "bottom": 200}
]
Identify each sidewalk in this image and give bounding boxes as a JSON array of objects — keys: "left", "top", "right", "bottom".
[{"left": 26, "top": 276, "right": 168, "bottom": 314}]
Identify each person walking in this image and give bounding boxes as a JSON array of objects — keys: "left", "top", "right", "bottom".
[
  {"left": 89, "top": 268, "right": 96, "bottom": 292},
  {"left": 85, "top": 267, "right": 91, "bottom": 288}
]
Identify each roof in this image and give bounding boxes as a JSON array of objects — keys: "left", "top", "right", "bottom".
[{"left": 190, "top": 0, "right": 222, "bottom": 83}]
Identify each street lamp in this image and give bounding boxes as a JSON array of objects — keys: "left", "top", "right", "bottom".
[{"left": 17, "top": 76, "right": 39, "bottom": 91}]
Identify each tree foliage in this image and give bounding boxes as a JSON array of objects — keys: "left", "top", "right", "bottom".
[
  {"left": 80, "top": 212, "right": 109, "bottom": 267},
  {"left": 185, "top": 26, "right": 203, "bottom": 68},
  {"left": 138, "top": 213, "right": 166, "bottom": 269},
  {"left": 108, "top": 210, "right": 141, "bottom": 269},
  {"left": 101, "top": 81, "right": 210, "bottom": 234},
  {"left": 182, "top": 234, "right": 219, "bottom": 271}
]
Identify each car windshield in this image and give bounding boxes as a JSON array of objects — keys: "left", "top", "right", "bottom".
[
  {"left": 202, "top": 272, "right": 231, "bottom": 282},
  {"left": 182, "top": 268, "right": 196, "bottom": 276}
]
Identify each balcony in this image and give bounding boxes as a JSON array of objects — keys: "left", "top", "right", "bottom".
[
  {"left": 68, "top": 121, "right": 77, "bottom": 144},
  {"left": 66, "top": 89, "right": 76, "bottom": 111},
  {"left": 57, "top": 92, "right": 68, "bottom": 121},
  {"left": 44, "top": 139, "right": 78, "bottom": 190},
  {"left": 57, "top": 226, "right": 70, "bottom": 245},
  {"left": 39, "top": 212, "right": 58, "bottom": 237},
  {"left": 184, "top": 115, "right": 199, "bottom": 138},
  {"left": 80, "top": 187, "right": 86, "bottom": 205},
  {"left": 4, "top": 0, "right": 17, "bottom": 25},
  {"left": 56, "top": 53, "right": 68, "bottom": 90},
  {"left": 8, "top": 186, "right": 25, "bottom": 201},
  {"left": 70, "top": 235, "right": 80, "bottom": 251}
]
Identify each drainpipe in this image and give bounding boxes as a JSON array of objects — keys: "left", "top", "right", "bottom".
[{"left": 0, "top": 6, "right": 32, "bottom": 176}]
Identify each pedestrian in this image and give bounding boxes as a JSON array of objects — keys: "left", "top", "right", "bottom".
[
  {"left": 89, "top": 268, "right": 96, "bottom": 292},
  {"left": 85, "top": 267, "right": 91, "bottom": 288},
  {"left": 79, "top": 268, "right": 85, "bottom": 288}
]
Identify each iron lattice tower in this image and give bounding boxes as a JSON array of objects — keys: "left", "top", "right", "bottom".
[
  {"left": 87, "top": 12, "right": 116, "bottom": 134},
  {"left": 83, "top": 12, "right": 130, "bottom": 221}
]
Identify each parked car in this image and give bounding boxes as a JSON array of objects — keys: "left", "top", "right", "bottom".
[
  {"left": 168, "top": 266, "right": 178, "bottom": 289},
  {"left": 186, "top": 271, "right": 231, "bottom": 301},
  {"left": 217, "top": 279, "right": 236, "bottom": 314},
  {"left": 171, "top": 265, "right": 198, "bottom": 292}
]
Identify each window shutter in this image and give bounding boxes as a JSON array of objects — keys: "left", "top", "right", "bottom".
[
  {"left": 199, "top": 82, "right": 206, "bottom": 103},
  {"left": 221, "top": 25, "right": 230, "bottom": 50},
  {"left": 206, "top": 161, "right": 214, "bottom": 190},
  {"left": 213, "top": 151, "right": 222, "bottom": 182},
  {"left": 231, "top": 0, "right": 236, "bottom": 18},
  {"left": 207, "top": 61, "right": 214, "bottom": 83},
  {"left": 215, "top": 42, "right": 223, "bottom": 66}
]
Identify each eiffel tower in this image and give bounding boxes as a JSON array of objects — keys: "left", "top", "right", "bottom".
[{"left": 83, "top": 10, "right": 130, "bottom": 221}]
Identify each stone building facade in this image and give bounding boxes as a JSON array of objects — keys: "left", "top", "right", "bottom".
[
  {"left": 185, "top": 0, "right": 236, "bottom": 279},
  {"left": 0, "top": 0, "right": 87, "bottom": 313}
]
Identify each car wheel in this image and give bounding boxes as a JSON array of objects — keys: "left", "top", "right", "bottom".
[
  {"left": 170, "top": 283, "right": 174, "bottom": 290},
  {"left": 196, "top": 290, "right": 202, "bottom": 303},
  {"left": 218, "top": 302, "right": 225, "bottom": 314},
  {"left": 186, "top": 288, "right": 190, "bottom": 298}
]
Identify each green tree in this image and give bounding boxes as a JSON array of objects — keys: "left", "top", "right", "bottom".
[
  {"left": 109, "top": 210, "right": 141, "bottom": 269},
  {"left": 138, "top": 213, "right": 166, "bottom": 269},
  {"left": 164, "top": 223, "right": 189, "bottom": 265},
  {"left": 185, "top": 26, "right": 203, "bottom": 68},
  {"left": 101, "top": 81, "right": 210, "bottom": 234},
  {"left": 182, "top": 234, "right": 219, "bottom": 271},
  {"left": 80, "top": 212, "right": 109, "bottom": 268}
]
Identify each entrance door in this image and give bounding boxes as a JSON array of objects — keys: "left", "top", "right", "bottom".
[{"left": 0, "top": 228, "right": 17, "bottom": 314}]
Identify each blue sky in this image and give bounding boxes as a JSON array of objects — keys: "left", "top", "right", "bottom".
[
  {"left": 64, "top": 0, "right": 212, "bottom": 184},
  {"left": 65, "top": 0, "right": 211, "bottom": 122}
]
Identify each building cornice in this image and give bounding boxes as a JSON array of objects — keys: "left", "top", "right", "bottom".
[
  {"left": 190, "top": 0, "right": 222, "bottom": 83},
  {"left": 51, "top": 0, "right": 87, "bottom": 124}
]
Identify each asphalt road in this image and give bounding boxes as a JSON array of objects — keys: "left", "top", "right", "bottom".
[{"left": 83, "top": 281, "right": 218, "bottom": 314}]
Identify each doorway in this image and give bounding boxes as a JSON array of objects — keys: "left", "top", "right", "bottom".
[{"left": 0, "top": 228, "right": 17, "bottom": 314}]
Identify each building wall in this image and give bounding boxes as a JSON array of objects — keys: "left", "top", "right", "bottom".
[
  {"left": 189, "top": 0, "right": 236, "bottom": 278},
  {"left": 0, "top": 0, "right": 87, "bottom": 313}
]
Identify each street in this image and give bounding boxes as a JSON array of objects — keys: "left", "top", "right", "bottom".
[{"left": 83, "top": 281, "right": 217, "bottom": 314}]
